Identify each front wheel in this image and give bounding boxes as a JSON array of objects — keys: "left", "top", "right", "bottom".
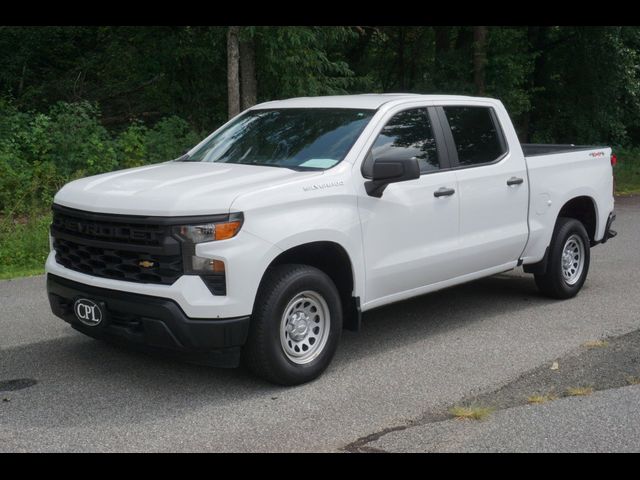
[
  {"left": 243, "top": 264, "right": 342, "bottom": 385},
  {"left": 534, "top": 217, "right": 591, "bottom": 299}
]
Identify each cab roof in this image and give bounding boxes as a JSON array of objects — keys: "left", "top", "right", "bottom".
[{"left": 251, "top": 93, "right": 495, "bottom": 110}]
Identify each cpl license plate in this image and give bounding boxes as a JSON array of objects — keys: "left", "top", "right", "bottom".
[{"left": 73, "top": 298, "right": 104, "bottom": 327}]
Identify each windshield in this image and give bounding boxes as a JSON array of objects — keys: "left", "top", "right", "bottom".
[{"left": 181, "top": 108, "right": 375, "bottom": 170}]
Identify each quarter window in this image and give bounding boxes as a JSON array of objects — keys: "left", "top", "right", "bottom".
[
  {"left": 366, "top": 108, "right": 440, "bottom": 176},
  {"left": 443, "top": 106, "right": 506, "bottom": 166}
]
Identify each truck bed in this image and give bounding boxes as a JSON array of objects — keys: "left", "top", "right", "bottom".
[
  {"left": 520, "top": 142, "right": 614, "bottom": 266},
  {"left": 522, "top": 143, "right": 608, "bottom": 157}
]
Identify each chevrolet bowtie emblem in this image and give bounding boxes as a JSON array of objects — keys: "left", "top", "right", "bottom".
[{"left": 138, "top": 260, "right": 155, "bottom": 268}]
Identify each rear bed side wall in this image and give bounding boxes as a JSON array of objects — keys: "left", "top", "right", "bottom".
[{"left": 521, "top": 148, "right": 614, "bottom": 264}]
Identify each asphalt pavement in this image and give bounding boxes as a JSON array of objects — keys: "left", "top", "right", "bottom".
[
  {"left": 1, "top": 196, "right": 639, "bottom": 452},
  {"left": 370, "top": 384, "right": 640, "bottom": 452}
]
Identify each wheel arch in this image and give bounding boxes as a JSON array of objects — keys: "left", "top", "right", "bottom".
[
  {"left": 524, "top": 195, "right": 598, "bottom": 275},
  {"left": 556, "top": 195, "right": 598, "bottom": 244},
  {"left": 254, "top": 240, "right": 361, "bottom": 331}
]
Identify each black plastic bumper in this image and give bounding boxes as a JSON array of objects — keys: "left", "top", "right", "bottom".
[
  {"left": 600, "top": 211, "right": 617, "bottom": 244},
  {"left": 46, "top": 274, "right": 250, "bottom": 367},
  {"left": 591, "top": 211, "right": 617, "bottom": 246}
]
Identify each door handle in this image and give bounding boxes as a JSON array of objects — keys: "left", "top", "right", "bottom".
[
  {"left": 507, "top": 177, "right": 524, "bottom": 186},
  {"left": 434, "top": 187, "right": 455, "bottom": 198}
]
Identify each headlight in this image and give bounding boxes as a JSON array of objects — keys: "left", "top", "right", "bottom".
[
  {"left": 173, "top": 213, "right": 243, "bottom": 285},
  {"left": 174, "top": 213, "right": 243, "bottom": 243}
]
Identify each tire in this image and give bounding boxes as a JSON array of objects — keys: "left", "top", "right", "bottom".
[
  {"left": 243, "top": 264, "right": 343, "bottom": 386},
  {"left": 534, "top": 217, "right": 591, "bottom": 299}
]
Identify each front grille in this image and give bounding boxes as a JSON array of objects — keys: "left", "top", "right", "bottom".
[
  {"left": 52, "top": 209, "right": 167, "bottom": 246},
  {"left": 51, "top": 205, "right": 184, "bottom": 285},
  {"left": 53, "top": 237, "right": 183, "bottom": 284}
]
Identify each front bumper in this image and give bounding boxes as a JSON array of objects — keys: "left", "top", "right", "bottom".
[
  {"left": 45, "top": 225, "right": 282, "bottom": 319},
  {"left": 47, "top": 274, "right": 250, "bottom": 367}
]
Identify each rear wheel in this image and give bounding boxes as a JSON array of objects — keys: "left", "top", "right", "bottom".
[
  {"left": 534, "top": 217, "right": 590, "bottom": 299},
  {"left": 243, "top": 264, "right": 342, "bottom": 385}
]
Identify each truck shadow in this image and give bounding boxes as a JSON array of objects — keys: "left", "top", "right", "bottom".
[
  {"left": 1, "top": 272, "right": 561, "bottom": 431},
  {"left": 339, "top": 272, "right": 549, "bottom": 362}
]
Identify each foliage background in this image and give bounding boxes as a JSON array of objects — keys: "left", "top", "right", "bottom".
[{"left": 1, "top": 26, "right": 639, "bottom": 277}]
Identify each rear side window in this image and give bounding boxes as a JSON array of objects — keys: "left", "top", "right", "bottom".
[
  {"left": 366, "top": 108, "right": 439, "bottom": 176},
  {"left": 443, "top": 106, "right": 506, "bottom": 166}
]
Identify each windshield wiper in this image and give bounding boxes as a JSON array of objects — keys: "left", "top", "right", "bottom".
[{"left": 227, "top": 161, "right": 319, "bottom": 172}]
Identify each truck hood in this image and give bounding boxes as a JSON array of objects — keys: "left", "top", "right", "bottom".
[{"left": 54, "top": 162, "right": 320, "bottom": 216}]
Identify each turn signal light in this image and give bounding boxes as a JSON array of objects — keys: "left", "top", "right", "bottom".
[
  {"left": 191, "top": 256, "right": 225, "bottom": 273},
  {"left": 175, "top": 213, "right": 244, "bottom": 243},
  {"left": 210, "top": 259, "right": 225, "bottom": 273},
  {"left": 214, "top": 220, "right": 242, "bottom": 241}
]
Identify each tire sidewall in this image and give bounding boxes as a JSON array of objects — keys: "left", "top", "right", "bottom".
[
  {"left": 549, "top": 218, "right": 591, "bottom": 296},
  {"left": 260, "top": 267, "right": 342, "bottom": 384}
]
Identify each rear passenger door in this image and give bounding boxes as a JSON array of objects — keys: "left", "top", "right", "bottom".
[{"left": 436, "top": 104, "right": 529, "bottom": 273}]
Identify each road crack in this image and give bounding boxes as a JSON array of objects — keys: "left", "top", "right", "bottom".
[{"left": 342, "top": 328, "right": 640, "bottom": 452}]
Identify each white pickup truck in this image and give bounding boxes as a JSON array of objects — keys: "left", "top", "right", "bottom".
[{"left": 46, "top": 94, "right": 617, "bottom": 385}]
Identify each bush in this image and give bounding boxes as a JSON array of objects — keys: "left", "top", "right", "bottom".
[
  {"left": 0, "top": 97, "right": 204, "bottom": 278},
  {"left": 143, "top": 116, "right": 202, "bottom": 163},
  {"left": 0, "top": 151, "right": 67, "bottom": 218},
  {"left": 116, "top": 121, "right": 149, "bottom": 169},
  {"left": 46, "top": 101, "right": 119, "bottom": 176},
  {"left": 116, "top": 116, "right": 202, "bottom": 168},
  {"left": 0, "top": 100, "right": 115, "bottom": 215},
  {"left": 0, "top": 98, "right": 202, "bottom": 216}
]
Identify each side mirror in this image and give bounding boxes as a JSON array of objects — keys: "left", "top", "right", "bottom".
[{"left": 365, "top": 157, "right": 420, "bottom": 197}]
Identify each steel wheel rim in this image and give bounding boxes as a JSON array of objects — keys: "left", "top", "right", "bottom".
[
  {"left": 561, "top": 234, "right": 585, "bottom": 285},
  {"left": 280, "top": 290, "right": 330, "bottom": 364}
]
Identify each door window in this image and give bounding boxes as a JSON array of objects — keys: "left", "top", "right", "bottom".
[
  {"left": 363, "top": 108, "right": 440, "bottom": 177},
  {"left": 443, "top": 106, "right": 506, "bottom": 166}
]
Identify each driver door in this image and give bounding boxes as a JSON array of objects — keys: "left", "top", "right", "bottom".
[{"left": 357, "top": 106, "right": 461, "bottom": 308}]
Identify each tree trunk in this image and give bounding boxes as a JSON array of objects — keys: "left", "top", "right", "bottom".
[
  {"left": 473, "top": 26, "right": 488, "bottom": 95},
  {"left": 18, "top": 61, "right": 27, "bottom": 97},
  {"left": 239, "top": 35, "right": 257, "bottom": 110},
  {"left": 227, "top": 26, "right": 241, "bottom": 119},
  {"left": 397, "top": 27, "right": 405, "bottom": 90}
]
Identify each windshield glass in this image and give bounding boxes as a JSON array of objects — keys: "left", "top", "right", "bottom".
[{"left": 181, "top": 108, "right": 375, "bottom": 170}]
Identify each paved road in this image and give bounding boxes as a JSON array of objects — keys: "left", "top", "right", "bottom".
[
  {"left": 371, "top": 384, "right": 640, "bottom": 453},
  {"left": 1, "top": 197, "right": 639, "bottom": 452}
]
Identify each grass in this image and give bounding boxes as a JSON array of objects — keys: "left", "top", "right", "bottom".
[
  {"left": 0, "top": 212, "right": 50, "bottom": 280},
  {"left": 527, "top": 393, "right": 557, "bottom": 404},
  {"left": 0, "top": 266, "right": 46, "bottom": 280},
  {"left": 566, "top": 386, "right": 594, "bottom": 397},
  {"left": 614, "top": 148, "right": 640, "bottom": 195},
  {"left": 626, "top": 376, "right": 640, "bottom": 386},
  {"left": 449, "top": 405, "right": 494, "bottom": 421},
  {"left": 582, "top": 340, "right": 609, "bottom": 349}
]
